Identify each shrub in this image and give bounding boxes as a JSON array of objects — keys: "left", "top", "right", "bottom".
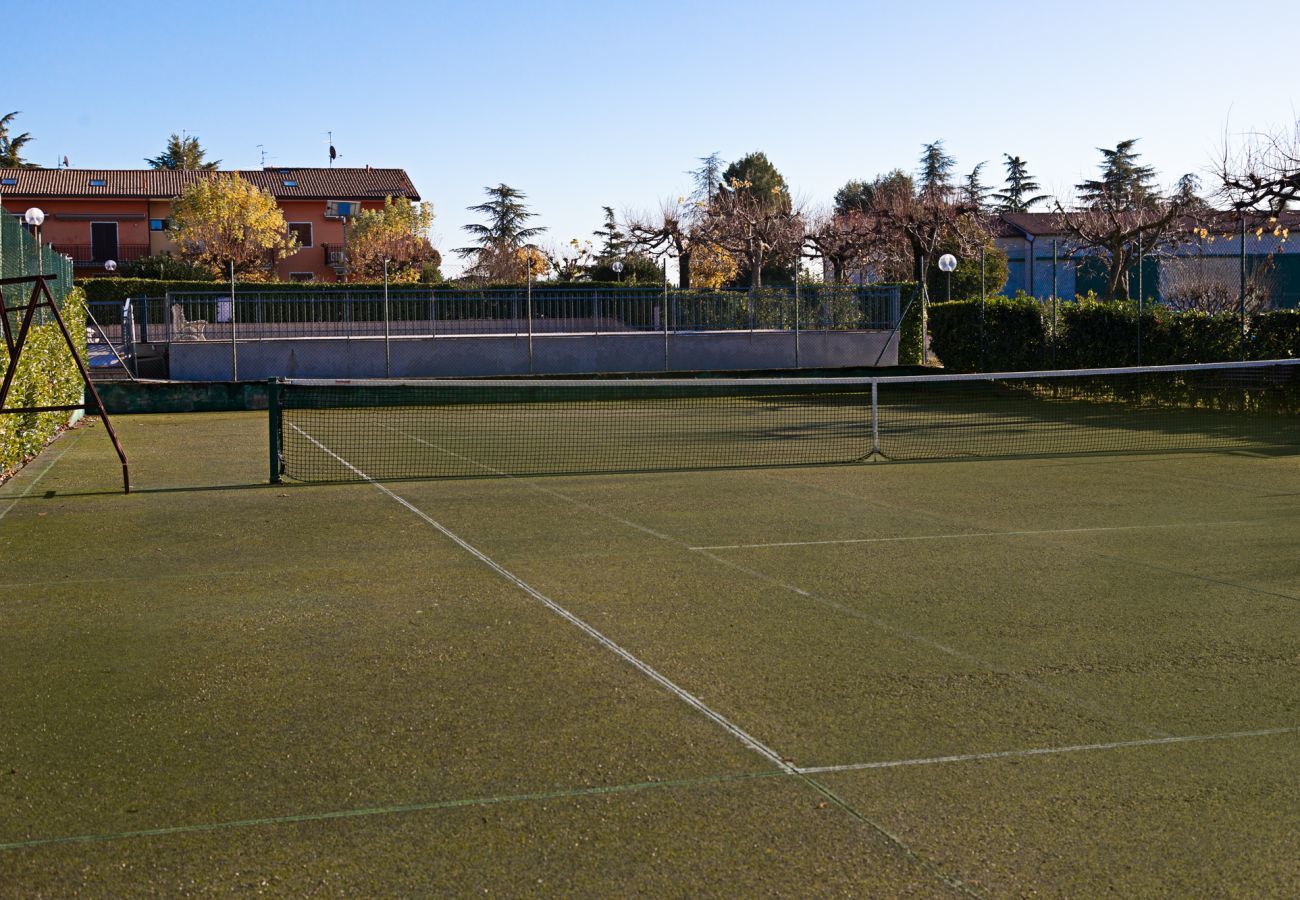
[
  {"left": 1251, "top": 309, "right": 1300, "bottom": 359},
  {"left": 1, "top": 289, "right": 87, "bottom": 479},
  {"left": 923, "top": 239, "right": 1010, "bottom": 303},
  {"left": 927, "top": 295, "right": 1047, "bottom": 372},
  {"left": 896, "top": 283, "right": 924, "bottom": 366}
]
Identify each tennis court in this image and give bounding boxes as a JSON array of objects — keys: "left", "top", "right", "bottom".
[{"left": 3, "top": 366, "right": 1299, "bottom": 894}]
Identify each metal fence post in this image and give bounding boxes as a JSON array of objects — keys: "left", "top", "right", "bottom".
[
  {"left": 267, "top": 378, "right": 281, "bottom": 484},
  {"left": 527, "top": 275, "right": 534, "bottom": 374},
  {"left": 979, "top": 246, "right": 986, "bottom": 372},
  {"left": 383, "top": 260, "right": 392, "bottom": 378},
  {"left": 229, "top": 261, "right": 238, "bottom": 381},
  {"left": 663, "top": 260, "right": 670, "bottom": 372},
  {"left": 1239, "top": 214, "right": 1247, "bottom": 360},
  {"left": 794, "top": 282, "right": 801, "bottom": 369},
  {"left": 1136, "top": 229, "right": 1143, "bottom": 365},
  {"left": 1052, "top": 239, "right": 1058, "bottom": 368}
]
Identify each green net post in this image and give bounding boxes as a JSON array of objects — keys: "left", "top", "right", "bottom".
[{"left": 268, "top": 378, "right": 283, "bottom": 483}]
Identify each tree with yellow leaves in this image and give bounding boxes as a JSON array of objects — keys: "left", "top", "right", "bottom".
[
  {"left": 346, "top": 197, "right": 440, "bottom": 283},
  {"left": 169, "top": 174, "right": 297, "bottom": 279}
]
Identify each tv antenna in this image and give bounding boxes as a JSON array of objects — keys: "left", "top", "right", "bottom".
[
  {"left": 257, "top": 144, "right": 269, "bottom": 167},
  {"left": 327, "top": 131, "right": 339, "bottom": 167}
]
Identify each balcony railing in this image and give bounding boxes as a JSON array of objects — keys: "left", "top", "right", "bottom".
[
  {"left": 321, "top": 244, "right": 346, "bottom": 268},
  {"left": 53, "top": 244, "right": 151, "bottom": 266}
]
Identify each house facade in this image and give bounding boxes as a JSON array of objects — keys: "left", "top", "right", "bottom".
[{"left": 0, "top": 167, "right": 421, "bottom": 282}]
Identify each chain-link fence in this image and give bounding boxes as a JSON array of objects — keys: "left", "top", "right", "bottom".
[
  {"left": 121, "top": 284, "right": 902, "bottom": 380},
  {"left": 0, "top": 210, "right": 74, "bottom": 329}
]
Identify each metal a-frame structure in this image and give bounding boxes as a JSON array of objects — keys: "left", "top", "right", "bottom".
[{"left": 0, "top": 273, "right": 130, "bottom": 492}]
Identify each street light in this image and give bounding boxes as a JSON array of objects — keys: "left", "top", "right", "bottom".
[
  {"left": 24, "top": 207, "right": 45, "bottom": 249},
  {"left": 938, "top": 253, "right": 957, "bottom": 302},
  {"left": 104, "top": 260, "right": 117, "bottom": 273},
  {"left": 611, "top": 260, "right": 624, "bottom": 283}
]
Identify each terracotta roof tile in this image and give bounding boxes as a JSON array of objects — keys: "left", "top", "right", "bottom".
[{"left": 0, "top": 167, "right": 419, "bottom": 201}]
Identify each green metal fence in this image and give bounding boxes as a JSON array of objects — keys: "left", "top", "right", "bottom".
[{"left": 1, "top": 206, "right": 74, "bottom": 328}]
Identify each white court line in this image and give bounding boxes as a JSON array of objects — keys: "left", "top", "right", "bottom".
[
  {"left": 290, "top": 423, "right": 794, "bottom": 775},
  {"left": 692, "top": 520, "right": 1265, "bottom": 551},
  {"left": 0, "top": 427, "right": 86, "bottom": 524},
  {"left": 382, "top": 424, "right": 1171, "bottom": 740},
  {"left": 795, "top": 726, "right": 1300, "bottom": 775}
]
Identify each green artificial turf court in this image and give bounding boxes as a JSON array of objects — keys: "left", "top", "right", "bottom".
[{"left": 2, "top": 408, "right": 1298, "bottom": 894}]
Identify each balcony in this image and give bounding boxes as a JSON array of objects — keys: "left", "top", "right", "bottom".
[{"left": 53, "top": 244, "right": 151, "bottom": 267}]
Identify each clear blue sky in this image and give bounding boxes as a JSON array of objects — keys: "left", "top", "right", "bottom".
[{"left": 9, "top": 0, "right": 1298, "bottom": 274}]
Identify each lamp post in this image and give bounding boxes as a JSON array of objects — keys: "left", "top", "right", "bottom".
[
  {"left": 24, "top": 208, "right": 45, "bottom": 267},
  {"left": 611, "top": 260, "right": 623, "bottom": 283},
  {"left": 938, "top": 253, "right": 957, "bottom": 302}
]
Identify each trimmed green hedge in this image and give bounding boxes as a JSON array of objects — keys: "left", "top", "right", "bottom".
[
  {"left": 929, "top": 296, "right": 1047, "bottom": 372},
  {"left": 1251, "top": 309, "right": 1300, "bottom": 359},
  {"left": 1, "top": 289, "right": 87, "bottom": 479},
  {"left": 896, "top": 283, "right": 924, "bottom": 366},
  {"left": 929, "top": 295, "right": 1300, "bottom": 372}
]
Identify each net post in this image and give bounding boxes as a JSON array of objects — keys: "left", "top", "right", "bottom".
[
  {"left": 267, "top": 378, "right": 282, "bottom": 484},
  {"left": 870, "top": 380, "right": 880, "bottom": 456}
]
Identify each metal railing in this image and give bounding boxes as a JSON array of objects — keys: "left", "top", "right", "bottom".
[
  {"left": 160, "top": 285, "right": 902, "bottom": 343},
  {"left": 52, "top": 243, "right": 150, "bottom": 266}
]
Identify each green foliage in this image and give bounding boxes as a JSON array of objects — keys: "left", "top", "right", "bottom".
[
  {"left": 0, "top": 110, "right": 38, "bottom": 168},
  {"left": 993, "top": 155, "right": 1048, "bottom": 213},
  {"left": 456, "top": 184, "right": 545, "bottom": 257},
  {"left": 923, "top": 239, "right": 1009, "bottom": 302},
  {"left": 721, "top": 151, "right": 790, "bottom": 211},
  {"left": 587, "top": 253, "right": 664, "bottom": 284},
  {"left": 145, "top": 133, "right": 219, "bottom": 170},
  {"left": 1250, "top": 309, "right": 1300, "bottom": 359},
  {"left": 1077, "top": 139, "right": 1159, "bottom": 208},
  {"left": 918, "top": 140, "right": 956, "bottom": 196},
  {"left": 928, "top": 296, "right": 1048, "bottom": 372},
  {"left": 117, "top": 254, "right": 218, "bottom": 281},
  {"left": 1, "top": 289, "right": 87, "bottom": 478},
  {"left": 924, "top": 293, "right": 1291, "bottom": 372},
  {"left": 896, "top": 282, "right": 924, "bottom": 366}
]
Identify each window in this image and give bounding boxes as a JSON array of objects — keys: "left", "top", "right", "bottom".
[
  {"left": 0, "top": 178, "right": 15, "bottom": 186},
  {"left": 282, "top": 180, "right": 298, "bottom": 188},
  {"left": 287, "top": 222, "right": 313, "bottom": 248},
  {"left": 288, "top": 272, "right": 314, "bottom": 282},
  {"left": 89, "top": 179, "right": 106, "bottom": 187},
  {"left": 149, "top": 218, "right": 169, "bottom": 231}
]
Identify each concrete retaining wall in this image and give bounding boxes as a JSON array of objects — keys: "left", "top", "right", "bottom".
[{"left": 168, "top": 330, "right": 899, "bottom": 381}]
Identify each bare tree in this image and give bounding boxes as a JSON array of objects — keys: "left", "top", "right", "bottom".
[
  {"left": 626, "top": 197, "right": 698, "bottom": 288},
  {"left": 1216, "top": 119, "right": 1300, "bottom": 213},
  {"left": 1054, "top": 141, "right": 1196, "bottom": 301},
  {"left": 695, "top": 181, "right": 805, "bottom": 289}
]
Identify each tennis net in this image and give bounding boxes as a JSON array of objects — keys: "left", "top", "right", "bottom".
[{"left": 271, "top": 359, "right": 1300, "bottom": 483}]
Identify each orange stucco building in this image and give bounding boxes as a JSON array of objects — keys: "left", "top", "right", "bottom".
[{"left": 0, "top": 167, "right": 421, "bottom": 282}]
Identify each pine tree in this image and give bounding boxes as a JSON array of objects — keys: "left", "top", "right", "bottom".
[
  {"left": 0, "top": 111, "right": 38, "bottom": 168},
  {"left": 993, "top": 155, "right": 1049, "bottom": 212},
  {"left": 592, "top": 206, "right": 627, "bottom": 259},
  {"left": 918, "top": 140, "right": 956, "bottom": 198},
  {"left": 455, "top": 184, "right": 546, "bottom": 257},
  {"left": 145, "top": 133, "right": 219, "bottom": 170},
  {"left": 962, "top": 162, "right": 992, "bottom": 210},
  {"left": 688, "top": 152, "right": 725, "bottom": 205},
  {"left": 1077, "top": 139, "right": 1158, "bottom": 209}
]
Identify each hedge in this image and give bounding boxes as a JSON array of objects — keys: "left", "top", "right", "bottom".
[
  {"left": 928, "top": 296, "right": 1047, "bottom": 372},
  {"left": 896, "top": 283, "right": 924, "bottom": 365},
  {"left": 928, "top": 295, "right": 1300, "bottom": 373},
  {"left": 1251, "top": 309, "right": 1300, "bottom": 359},
  {"left": 1, "top": 288, "right": 87, "bottom": 480}
]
